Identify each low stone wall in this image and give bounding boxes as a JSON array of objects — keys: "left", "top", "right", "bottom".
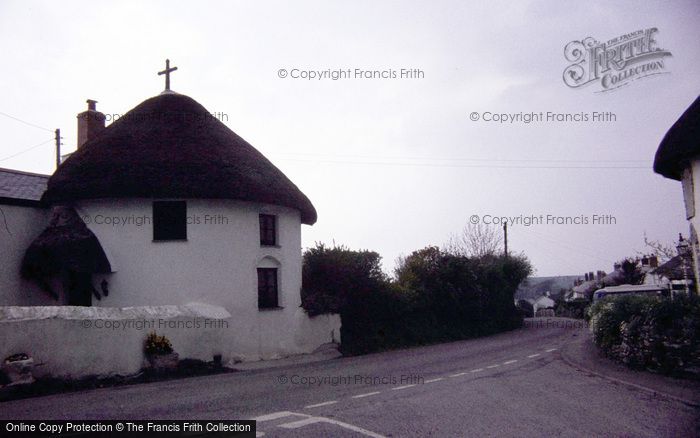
[
  {"left": 0, "top": 303, "right": 232, "bottom": 379},
  {"left": 0, "top": 303, "right": 342, "bottom": 380}
]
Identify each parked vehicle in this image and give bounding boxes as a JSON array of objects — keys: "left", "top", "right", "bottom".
[{"left": 592, "top": 284, "right": 668, "bottom": 302}]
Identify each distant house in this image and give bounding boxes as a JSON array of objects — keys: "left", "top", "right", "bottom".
[
  {"left": 643, "top": 251, "right": 695, "bottom": 295},
  {"left": 532, "top": 295, "right": 555, "bottom": 317},
  {"left": 514, "top": 275, "right": 578, "bottom": 302},
  {"left": 565, "top": 270, "right": 608, "bottom": 301},
  {"left": 570, "top": 280, "right": 597, "bottom": 301},
  {"left": 593, "top": 258, "right": 654, "bottom": 288},
  {"left": 653, "top": 95, "right": 700, "bottom": 294}
]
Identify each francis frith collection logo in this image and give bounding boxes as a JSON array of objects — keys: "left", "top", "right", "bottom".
[{"left": 563, "top": 28, "right": 672, "bottom": 92}]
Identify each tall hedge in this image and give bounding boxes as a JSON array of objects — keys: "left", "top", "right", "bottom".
[
  {"left": 300, "top": 243, "right": 390, "bottom": 317},
  {"left": 301, "top": 243, "right": 532, "bottom": 355}
]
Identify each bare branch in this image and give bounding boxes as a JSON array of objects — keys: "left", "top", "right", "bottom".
[
  {"left": 445, "top": 222, "right": 504, "bottom": 258},
  {"left": 636, "top": 232, "right": 676, "bottom": 263}
]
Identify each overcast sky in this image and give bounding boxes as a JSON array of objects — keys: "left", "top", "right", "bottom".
[{"left": 1, "top": 0, "right": 699, "bottom": 277}]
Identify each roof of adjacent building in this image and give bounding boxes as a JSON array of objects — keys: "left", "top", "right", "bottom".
[
  {"left": 653, "top": 96, "right": 700, "bottom": 181},
  {"left": 42, "top": 92, "right": 317, "bottom": 224},
  {"left": 0, "top": 167, "right": 49, "bottom": 206},
  {"left": 572, "top": 279, "right": 598, "bottom": 293},
  {"left": 595, "top": 284, "right": 667, "bottom": 293},
  {"left": 652, "top": 255, "right": 692, "bottom": 281}
]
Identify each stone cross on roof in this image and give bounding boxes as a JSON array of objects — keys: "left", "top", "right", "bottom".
[{"left": 158, "top": 59, "right": 178, "bottom": 91}]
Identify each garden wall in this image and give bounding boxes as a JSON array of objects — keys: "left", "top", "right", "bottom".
[{"left": 0, "top": 303, "right": 234, "bottom": 379}]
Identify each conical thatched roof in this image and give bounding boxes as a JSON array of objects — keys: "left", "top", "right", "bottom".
[
  {"left": 653, "top": 96, "right": 700, "bottom": 181},
  {"left": 42, "top": 92, "right": 317, "bottom": 224},
  {"left": 21, "top": 206, "right": 111, "bottom": 285}
]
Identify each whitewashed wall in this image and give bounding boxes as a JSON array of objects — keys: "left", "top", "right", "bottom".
[
  {"left": 690, "top": 160, "right": 700, "bottom": 294},
  {"left": 75, "top": 198, "right": 340, "bottom": 361},
  {"left": 0, "top": 303, "right": 232, "bottom": 378},
  {"left": 0, "top": 204, "right": 53, "bottom": 306},
  {"left": 0, "top": 198, "right": 341, "bottom": 370},
  {"left": 0, "top": 304, "right": 339, "bottom": 379}
]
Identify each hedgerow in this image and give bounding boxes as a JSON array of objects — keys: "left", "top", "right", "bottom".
[
  {"left": 588, "top": 294, "right": 700, "bottom": 375},
  {"left": 301, "top": 243, "right": 531, "bottom": 355}
]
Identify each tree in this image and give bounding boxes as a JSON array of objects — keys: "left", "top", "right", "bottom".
[
  {"left": 445, "top": 222, "right": 504, "bottom": 258},
  {"left": 618, "top": 258, "right": 645, "bottom": 285},
  {"left": 394, "top": 246, "right": 443, "bottom": 289},
  {"left": 637, "top": 232, "right": 676, "bottom": 263}
]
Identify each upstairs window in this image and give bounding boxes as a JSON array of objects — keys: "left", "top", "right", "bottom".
[
  {"left": 153, "top": 201, "right": 187, "bottom": 241},
  {"left": 259, "top": 214, "right": 277, "bottom": 246},
  {"left": 257, "top": 268, "right": 279, "bottom": 309}
]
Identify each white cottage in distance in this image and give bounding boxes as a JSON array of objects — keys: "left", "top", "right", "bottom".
[{"left": 0, "top": 69, "right": 340, "bottom": 373}]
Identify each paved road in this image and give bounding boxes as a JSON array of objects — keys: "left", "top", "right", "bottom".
[{"left": 2, "top": 318, "right": 698, "bottom": 437}]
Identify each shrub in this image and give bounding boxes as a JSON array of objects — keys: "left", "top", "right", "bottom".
[
  {"left": 516, "top": 299, "right": 534, "bottom": 318},
  {"left": 588, "top": 295, "right": 657, "bottom": 354},
  {"left": 144, "top": 332, "right": 173, "bottom": 356},
  {"left": 555, "top": 298, "right": 589, "bottom": 319}
]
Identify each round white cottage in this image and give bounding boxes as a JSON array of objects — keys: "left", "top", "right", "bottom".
[{"left": 20, "top": 92, "right": 339, "bottom": 363}]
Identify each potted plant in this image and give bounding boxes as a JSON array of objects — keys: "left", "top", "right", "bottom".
[
  {"left": 144, "top": 332, "right": 178, "bottom": 370},
  {"left": 2, "top": 353, "right": 35, "bottom": 386}
]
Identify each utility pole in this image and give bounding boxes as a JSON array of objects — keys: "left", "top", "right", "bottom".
[
  {"left": 503, "top": 222, "right": 508, "bottom": 257},
  {"left": 54, "top": 128, "right": 61, "bottom": 169}
]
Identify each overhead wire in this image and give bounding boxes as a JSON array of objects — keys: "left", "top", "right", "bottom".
[
  {"left": 0, "top": 138, "right": 55, "bottom": 162},
  {"left": 0, "top": 111, "right": 53, "bottom": 133}
]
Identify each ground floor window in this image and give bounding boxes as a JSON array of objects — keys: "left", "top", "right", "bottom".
[{"left": 257, "top": 267, "right": 279, "bottom": 309}]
